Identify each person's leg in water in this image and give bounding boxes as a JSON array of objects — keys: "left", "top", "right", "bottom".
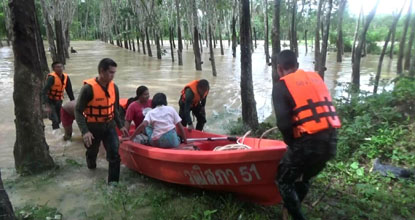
[
  {"left": 60, "top": 108, "right": 74, "bottom": 141},
  {"left": 192, "top": 105, "right": 206, "bottom": 131},
  {"left": 102, "top": 127, "right": 121, "bottom": 183},
  {"left": 85, "top": 128, "right": 103, "bottom": 169},
  {"left": 48, "top": 100, "right": 62, "bottom": 130}
]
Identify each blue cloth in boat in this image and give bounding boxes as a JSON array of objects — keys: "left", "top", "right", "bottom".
[{"left": 146, "top": 126, "right": 180, "bottom": 148}]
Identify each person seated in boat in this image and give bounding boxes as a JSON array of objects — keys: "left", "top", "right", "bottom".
[
  {"left": 179, "top": 79, "right": 209, "bottom": 131},
  {"left": 124, "top": 86, "right": 152, "bottom": 130},
  {"left": 61, "top": 100, "right": 76, "bottom": 141},
  {"left": 129, "top": 93, "right": 187, "bottom": 148}
]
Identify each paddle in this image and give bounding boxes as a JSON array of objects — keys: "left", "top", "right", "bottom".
[{"left": 186, "top": 136, "right": 238, "bottom": 143}]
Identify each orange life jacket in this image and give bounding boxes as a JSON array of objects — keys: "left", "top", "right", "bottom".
[
  {"left": 280, "top": 69, "right": 341, "bottom": 138},
  {"left": 47, "top": 72, "right": 68, "bottom": 101},
  {"left": 181, "top": 80, "right": 209, "bottom": 107},
  {"left": 119, "top": 98, "right": 128, "bottom": 110},
  {"left": 83, "top": 78, "right": 116, "bottom": 123}
]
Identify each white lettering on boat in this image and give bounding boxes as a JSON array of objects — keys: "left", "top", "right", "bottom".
[{"left": 183, "top": 164, "right": 262, "bottom": 185}]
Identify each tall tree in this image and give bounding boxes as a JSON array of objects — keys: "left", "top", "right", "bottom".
[
  {"left": 336, "top": 0, "right": 347, "bottom": 62},
  {"left": 0, "top": 171, "right": 15, "bottom": 220},
  {"left": 352, "top": 0, "right": 380, "bottom": 92},
  {"left": 290, "top": 0, "right": 298, "bottom": 57},
  {"left": 264, "top": 0, "right": 270, "bottom": 63},
  {"left": 404, "top": 17, "right": 415, "bottom": 70},
  {"left": 55, "top": 18, "right": 66, "bottom": 64},
  {"left": 40, "top": 0, "right": 58, "bottom": 62},
  {"left": 169, "top": 27, "right": 175, "bottom": 62},
  {"left": 176, "top": 0, "right": 183, "bottom": 65},
  {"left": 389, "top": 26, "right": 396, "bottom": 59},
  {"left": 352, "top": 6, "right": 363, "bottom": 64},
  {"left": 240, "top": 0, "right": 259, "bottom": 129},
  {"left": 314, "top": 0, "right": 323, "bottom": 71},
  {"left": 191, "top": 0, "right": 202, "bottom": 70},
  {"left": 318, "top": 0, "right": 333, "bottom": 78},
  {"left": 10, "top": 0, "right": 55, "bottom": 174},
  {"left": 231, "top": 0, "right": 238, "bottom": 58},
  {"left": 374, "top": 2, "right": 405, "bottom": 94},
  {"left": 271, "top": 0, "right": 281, "bottom": 83},
  {"left": 397, "top": 0, "right": 413, "bottom": 74}
]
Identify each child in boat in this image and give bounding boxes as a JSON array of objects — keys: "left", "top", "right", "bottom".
[{"left": 128, "top": 93, "right": 187, "bottom": 148}]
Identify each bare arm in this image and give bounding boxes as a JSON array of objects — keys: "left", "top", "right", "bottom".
[
  {"left": 176, "top": 122, "right": 187, "bottom": 144},
  {"left": 129, "top": 120, "right": 149, "bottom": 140},
  {"left": 124, "top": 120, "right": 132, "bottom": 131}
]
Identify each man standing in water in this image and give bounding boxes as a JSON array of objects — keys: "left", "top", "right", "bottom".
[
  {"left": 273, "top": 50, "right": 341, "bottom": 220},
  {"left": 43, "top": 61, "right": 75, "bottom": 130},
  {"left": 179, "top": 79, "right": 209, "bottom": 131},
  {"left": 75, "top": 58, "right": 129, "bottom": 184}
]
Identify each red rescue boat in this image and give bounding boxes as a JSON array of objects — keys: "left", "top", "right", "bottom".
[{"left": 119, "top": 128, "right": 287, "bottom": 205}]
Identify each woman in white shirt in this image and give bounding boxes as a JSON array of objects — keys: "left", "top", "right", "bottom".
[{"left": 129, "top": 93, "right": 187, "bottom": 148}]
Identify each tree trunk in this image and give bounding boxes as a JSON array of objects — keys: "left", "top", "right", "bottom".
[
  {"left": 10, "top": 0, "right": 55, "bottom": 174},
  {"left": 314, "top": 0, "right": 323, "bottom": 71},
  {"left": 352, "top": 0, "right": 379, "bottom": 92},
  {"left": 156, "top": 32, "right": 162, "bottom": 60},
  {"left": 253, "top": 27, "right": 257, "bottom": 49},
  {"left": 64, "top": 27, "right": 70, "bottom": 59},
  {"left": 352, "top": 7, "right": 363, "bottom": 64},
  {"left": 318, "top": 0, "right": 333, "bottom": 78},
  {"left": 404, "top": 17, "right": 415, "bottom": 70},
  {"left": 389, "top": 27, "right": 396, "bottom": 59},
  {"left": 219, "top": 22, "right": 224, "bottom": 55},
  {"left": 136, "top": 34, "right": 140, "bottom": 53},
  {"left": 192, "top": 0, "right": 202, "bottom": 70},
  {"left": 169, "top": 27, "right": 175, "bottom": 62},
  {"left": 141, "top": 29, "right": 146, "bottom": 54},
  {"left": 410, "top": 48, "right": 415, "bottom": 76},
  {"left": 55, "top": 18, "right": 66, "bottom": 64},
  {"left": 304, "top": 29, "right": 308, "bottom": 54},
  {"left": 240, "top": 0, "right": 259, "bottom": 129},
  {"left": 231, "top": 16, "right": 237, "bottom": 57},
  {"left": 0, "top": 171, "right": 15, "bottom": 220},
  {"left": 40, "top": 0, "right": 57, "bottom": 62},
  {"left": 397, "top": 0, "right": 413, "bottom": 74},
  {"left": 290, "top": 0, "right": 298, "bottom": 57},
  {"left": 199, "top": 33, "right": 203, "bottom": 53},
  {"left": 146, "top": 26, "right": 152, "bottom": 57},
  {"left": 271, "top": 0, "right": 281, "bottom": 83},
  {"left": 176, "top": 0, "right": 183, "bottom": 65},
  {"left": 336, "top": 0, "right": 347, "bottom": 62},
  {"left": 374, "top": 4, "right": 405, "bottom": 94},
  {"left": 209, "top": 25, "right": 217, "bottom": 76},
  {"left": 264, "top": 0, "right": 270, "bottom": 63}
]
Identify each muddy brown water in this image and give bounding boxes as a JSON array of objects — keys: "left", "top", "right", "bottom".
[{"left": 0, "top": 40, "right": 397, "bottom": 218}]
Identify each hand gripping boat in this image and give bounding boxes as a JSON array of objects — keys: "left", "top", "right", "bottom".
[{"left": 119, "top": 128, "right": 287, "bottom": 205}]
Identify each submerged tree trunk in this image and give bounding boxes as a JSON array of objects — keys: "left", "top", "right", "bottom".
[
  {"left": 176, "top": 0, "right": 183, "bottom": 65},
  {"left": 318, "top": 0, "right": 333, "bottom": 78},
  {"left": 352, "top": 0, "right": 379, "bottom": 92},
  {"left": 336, "top": 0, "right": 347, "bottom": 62},
  {"left": 156, "top": 32, "right": 162, "bottom": 60},
  {"left": 232, "top": 0, "right": 238, "bottom": 58},
  {"left": 0, "top": 171, "right": 15, "bottom": 220},
  {"left": 40, "top": 0, "right": 57, "bottom": 62},
  {"left": 55, "top": 18, "right": 66, "bottom": 64},
  {"left": 141, "top": 29, "right": 146, "bottom": 54},
  {"left": 314, "top": 0, "right": 323, "bottom": 71},
  {"left": 10, "top": 0, "right": 55, "bottom": 174},
  {"left": 192, "top": 0, "right": 202, "bottom": 70},
  {"left": 397, "top": 0, "right": 413, "bottom": 74},
  {"left": 389, "top": 27, "right": 396, "bottom": 59},
  {"left": 374, "top": 4, "right": 405, "bottom": 94},
  {"left": 219, "top": 23, "right": 224, "bottom": 55},
  {"left": 264, "top": 0, "right": 270, "bottom": 63},
  {"left": 304, "top": 29, "right": 308, "bottom": 54},
  {"left": 209, "top": 25, "right": 217, "bottom": 76},
  {"left": 271, "top": 0, "right": 281, "bottom": 83},
  {"left": 290, "top": 0, "right": 298, "bottom": 57},
  {"left": 169, "top": 27, "right": 175, "bottom": 62},
  {"left": 253, "top": 27, "right": 257, "bottom": 49},
  {"left": 240, "top": 0, "right": 259, "bottom": 129},
  {"left": 146, "top": 27, "right": 152, "bottom": 57},
  {"left": 352, "top": 7, "right": 363, "bottom": 64},
  {"left": 404, "top": 17, "right": 415, "bottom": 70}
]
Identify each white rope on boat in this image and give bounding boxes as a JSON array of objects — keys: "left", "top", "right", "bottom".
[
  {"left": 257, "top": 126, "right": 280, "bottom": 149},
  {"left": 213, "top": 130, "right": 252, "bottom": 151}
]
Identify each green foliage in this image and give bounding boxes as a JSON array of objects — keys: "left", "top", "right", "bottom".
[{"left": 16, "top": 204, "right": 62, "bottom": 220}]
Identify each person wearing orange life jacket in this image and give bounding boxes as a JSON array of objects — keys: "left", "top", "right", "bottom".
[
  {"left": 273, "top": 50, "right": 341, "bottom": 220},
  {"left": 178, "top": 79, "right": 209, "bottom": 131},
  {"left": 42, "top": 61, "right": 75, "bottom": 130},
  {"left": 75, "top": 58, "right": 129, "bottom": 184}
]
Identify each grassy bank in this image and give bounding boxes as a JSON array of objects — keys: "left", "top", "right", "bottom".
[{"left": 5, "top": 77, "right": 415, "bottom": 220}]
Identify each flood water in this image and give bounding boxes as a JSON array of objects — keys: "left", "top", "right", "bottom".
[{"left": 0, "top": 40, "right": 398, "bottom": 169}]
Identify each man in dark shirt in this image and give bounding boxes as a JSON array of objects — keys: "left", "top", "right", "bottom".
[
  {"left": 179, "top": 79, "right": 209, "bottom": 131},
  {"left": 273, "top": 50, "right": 341, "bottom": 220},
  {"left": 42, "top": 61, "right": 74, "bottom": 130},
  {"left": 75, "top": 58, "right": 128, "bottom": 184}
]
